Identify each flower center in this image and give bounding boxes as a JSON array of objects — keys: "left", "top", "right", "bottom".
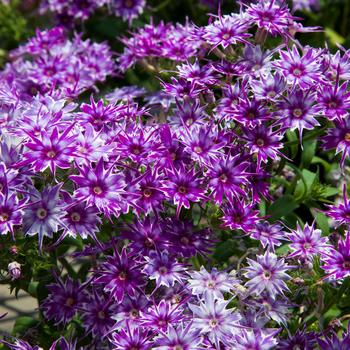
[
  {"left": 293, "top": 108, "right": 303, "bottom": 117},
  {"left": 172, "top": 294, "right": 181, "bottom": 304},
  {"left": 0, "top": 212, "right": 9, "bottom": 222},
  {"left": 267, "top": 90, "right": 276, "bottom": 98},
  {"left": 209, "top": 318, "right": 218, "bottom": 328},
  {"left": 93, "top": 186, "right": 103, "bottom": 195},
  {"left": 178, "top": 186, "right": 187, "bottom": 194},
  {"left": 130, "top": 309, "right": 138, "bottom": 318},
  {"left": 263, "top": 270, "right": 272, "bottom": 280},
  {"left": 180, "top": 236, "right": 190, "bottom": 245},
  {"left": 0, "top": 183, "right": 3, "bottom": 192},
  {"left": 97, "top": 311, "right": 105, "bottom": 319},
  {"left": 131, "top": 145, "right": 141, "bottom": 155},
  {"left": 159, "top": 266, "right": 168, "bottom": 275},
  {"left": 70, "top": 212, "right": 81, "bottom": 222},
  {"left": 174, "top": 346, "right": 184, "bottom": 350},
  {"left": 46, "top": 150, "right": 56, "bottom": 158},
  {"left": 344, "top": 133, "right": 350, "bottom": 142},
  {"left": 207, "top": 280, "right": 215, "bottom": 289},
  {"left": 222, "top": 33, "right": 231, "bottom": 40},
  {"left": 118, "top": 271, "right": 127, "bottom": 280},
  {"left": 194, "top": 146, "right": 203, "bottom": 154},
  {"left": 256, "top": 138, "right": 265, "bottom": 147},
  {"left": 303, "top": 242, "right": 311, "bottom": 250},
  {"left": 219, "top": 173, "right": 228, "bottom": 183},
  {"left": 143, "top": 188, "right": 152, "bottom": 198},
  {"left": 36, "top": 208, "right": 48, "bottom": 219},
  {"left": 293, "top": 68, "right": 302, "bottom": 77},
  {"left": 328, "top": 101, "right": 337, "bottom": 108},
  {"left": 343, "top": 261, "right": 350, "bottom": 269},
  {"left": 65, "top": 297, "right": 75, "bottom": 307},
  {"left": 124, "top": 0, "right": 133, "bottom": 8}
]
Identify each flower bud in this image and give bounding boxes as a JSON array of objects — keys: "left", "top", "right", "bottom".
[{"left": 8, "top": 261, "right": 21, "bottom": 280}]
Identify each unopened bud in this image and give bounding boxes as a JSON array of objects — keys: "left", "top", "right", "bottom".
[{"left": 8, "top": 261, "right": 21, "bottom": 280}]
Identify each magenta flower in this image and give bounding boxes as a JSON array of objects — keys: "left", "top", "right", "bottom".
[
  {"left": 189, "top": 294, "right": 241, "bottom": 348},
  {"left": 221, "top": 196, "right": 260, "bottom": 233},
  {"left": 207, "top": 155, "right": 249, "bottom": 204},
  {"left": 246, "top": 0, "right": 295, "bottom": 36},
  {"left": 188, "top": 266, "right": 238, "bottom": 299},
  {"left": 0, "top": 192, "right": 23, "bottom": 237},
  {"left": 323, "top": 119, "right": 350, "bottom": 168},
  {"left": 19, "top": 125, "right": 76, "bottom": 175},
  {"left": 154, "top": 323, "right": 201, "bottom": 350},
  {"left": 321, "top": 233, "right": 350, "bottom": 280},
  {"left": 244, "top": 251, "right": 291, "bottom": 299},
  {"left": 202, "top": 14, "right": 251, "bottom": 49},
  {"left": 286, "top": 222, "right": 331, "bottom": 262},
  {"left": 94, "top": 248, "right": 146, "bottom": 303},
  {"left": 112, "top": 0, "right": 146, "bottom": 25},
  {"left": 162, "top": 166, "right": 207, "bottom": 217},
  {"left": 143, "top": 251, "right": 185, "bottom": 289},
  {"left": 70, "top": 158, "right": 127, "bottom": 218},
  {"left": 240, "top": 125, "right": 284, "bottom": 171},
  {"left": 250, "top": 222, "right": 285, "bottom": 251},
  {"left": 274, "top": 46, "right": 323, "bottom": 89},
  {"left": 109, "top": 323, "right": 152, "bottom": 350},
  {"left": 140, "top": 300, "right": 185, "bottom": 331},
  {"left": 23, "top": 184, "right": 65, "bottom": 251},
  {"left": 42, "top": 275, "right": 87, "bottom": 325},
  {"left": 278, "top": 89, "right": 319, "bottom": 140}
]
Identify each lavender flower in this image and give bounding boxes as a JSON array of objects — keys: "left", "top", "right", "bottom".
[{"left": 244, "top": 251, "right": 291, "bottom": 299}]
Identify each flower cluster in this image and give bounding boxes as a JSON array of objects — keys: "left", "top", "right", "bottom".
[
  {"left": 40, "top": 0, "right": 146, "bottom": 24},
  {"left": 0, "top": 0, "right": 350, "bottom": 349}
]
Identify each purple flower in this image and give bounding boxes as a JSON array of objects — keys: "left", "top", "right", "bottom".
[
  {"left": 121, "top": 216, "right": 169, "bottom": 255},
  {"left": 234, "top": 329, "right": 278, "bottom": 350},
  {"left": 164, "top": 218, "right": 215, "bottom": 257},
  {"left": 240, "top": 125, "right": 284, "bottom": 171},
  {"left": 246, "top": 0, "right": 295, "bottom": 36},
  {"left": 18, "top": 125, "right": 76, "bottom": 175},
  {"left": 189, "top": 294, "right": 241, "bottom": 348},
  {"left": 318, "top": 325, "right": 350, "bottom": 350},
  {"left": 250, "top": 221, "right": 285, "bottom": 251},
  {"left": 286, "top": 222, "right": 331, "bottom": 262},
  {"left": 274, "top": 46, "right": 323, "bottom": 89},
  {"left": 62, "top": 199, "right": 101, "bottom": 240},
  {"left": 143, "top": 251, "right": 185, "bottom": 289},
  {"left": 278, "top": 89, "right": 319, "bottom": 140},
  {"left": 111, "top": 0, "right": 146, "bottom": 24},
  {"left": 162, "top": 166, "right": 207, "bottom": 217},
  {"left": 317, "top": 82, "right": 350, "bottom": 121},
  {"left": 23, "top": 184, "right": 65, "bottom": 250},
  {"left": 181, "top": 125, "right": 226, "bottom": 165},
  {"left": 207, "top": 155, "right": 249, "bottom": 204},
  {"left": 109, "top": 323, "right": 152, "bottom": 350},
  {"left": 154, "top": 323, "right": 201, "bottom": 350},
  {"left": 0, "top": 192, "right": 23, "bottom": 237},
  {"left": 202, "top": 14, "right": 251, "bottom": 49},
  {"left": 81, "top": 288, "right": 117, "bottom": 337},
  {"left": 221, "top": 196, "right": 260, "bottom": 233},
  {"left": 70, "top": 158, "right": 127, "bottom": 218},
  {"left": 244, "top": 251, "right": 291, "bottom": 299},
  {"left": 188, "top": 266, "right": 238, "bottom": 299},
  {"left": 322, "top": 119, "right": 350, "bottom": 168},
  {"left": 321, "top": 232, "right": 350, "bottom": 280},
  {"left": 94, "top": 248, "right": 146, "bottom": 302},
  {"left": 42, "top": 275, "right": 87, "bottom": 325},
  {"left": 140, "top": 300, "right": 185, "bottom": 331}
]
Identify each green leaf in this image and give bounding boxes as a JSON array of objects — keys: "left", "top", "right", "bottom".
[
  {"left": 294, "top": 169, "right": 317, "bottom": 200},
  {"left": 314, "top": 211, "right": 330, "bottom": 235},
  {"left": 13, "top": 316, "right": 39, "bottom": 335},
  {"left": 267, "top": 194, "right": 299, "bottom": 220},
  {"left": 27, "top": 281, "right": 38, "bottom": 298},
  {"left": 325, "top": 27, "right": 345, "bottom": 45},
  {"left": 286, "top": 130, "right": 299, "bottom": 159},
  {"left": 213, "top": 240, "right": 237, "bottom": 261},
  {"left": 301, "top": 139, "right": 317, "bottom": 168}
]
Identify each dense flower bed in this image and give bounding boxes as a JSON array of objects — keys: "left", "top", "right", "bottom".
[{"left": 0, "top": 0, "right": 350, "bottom": 349}]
